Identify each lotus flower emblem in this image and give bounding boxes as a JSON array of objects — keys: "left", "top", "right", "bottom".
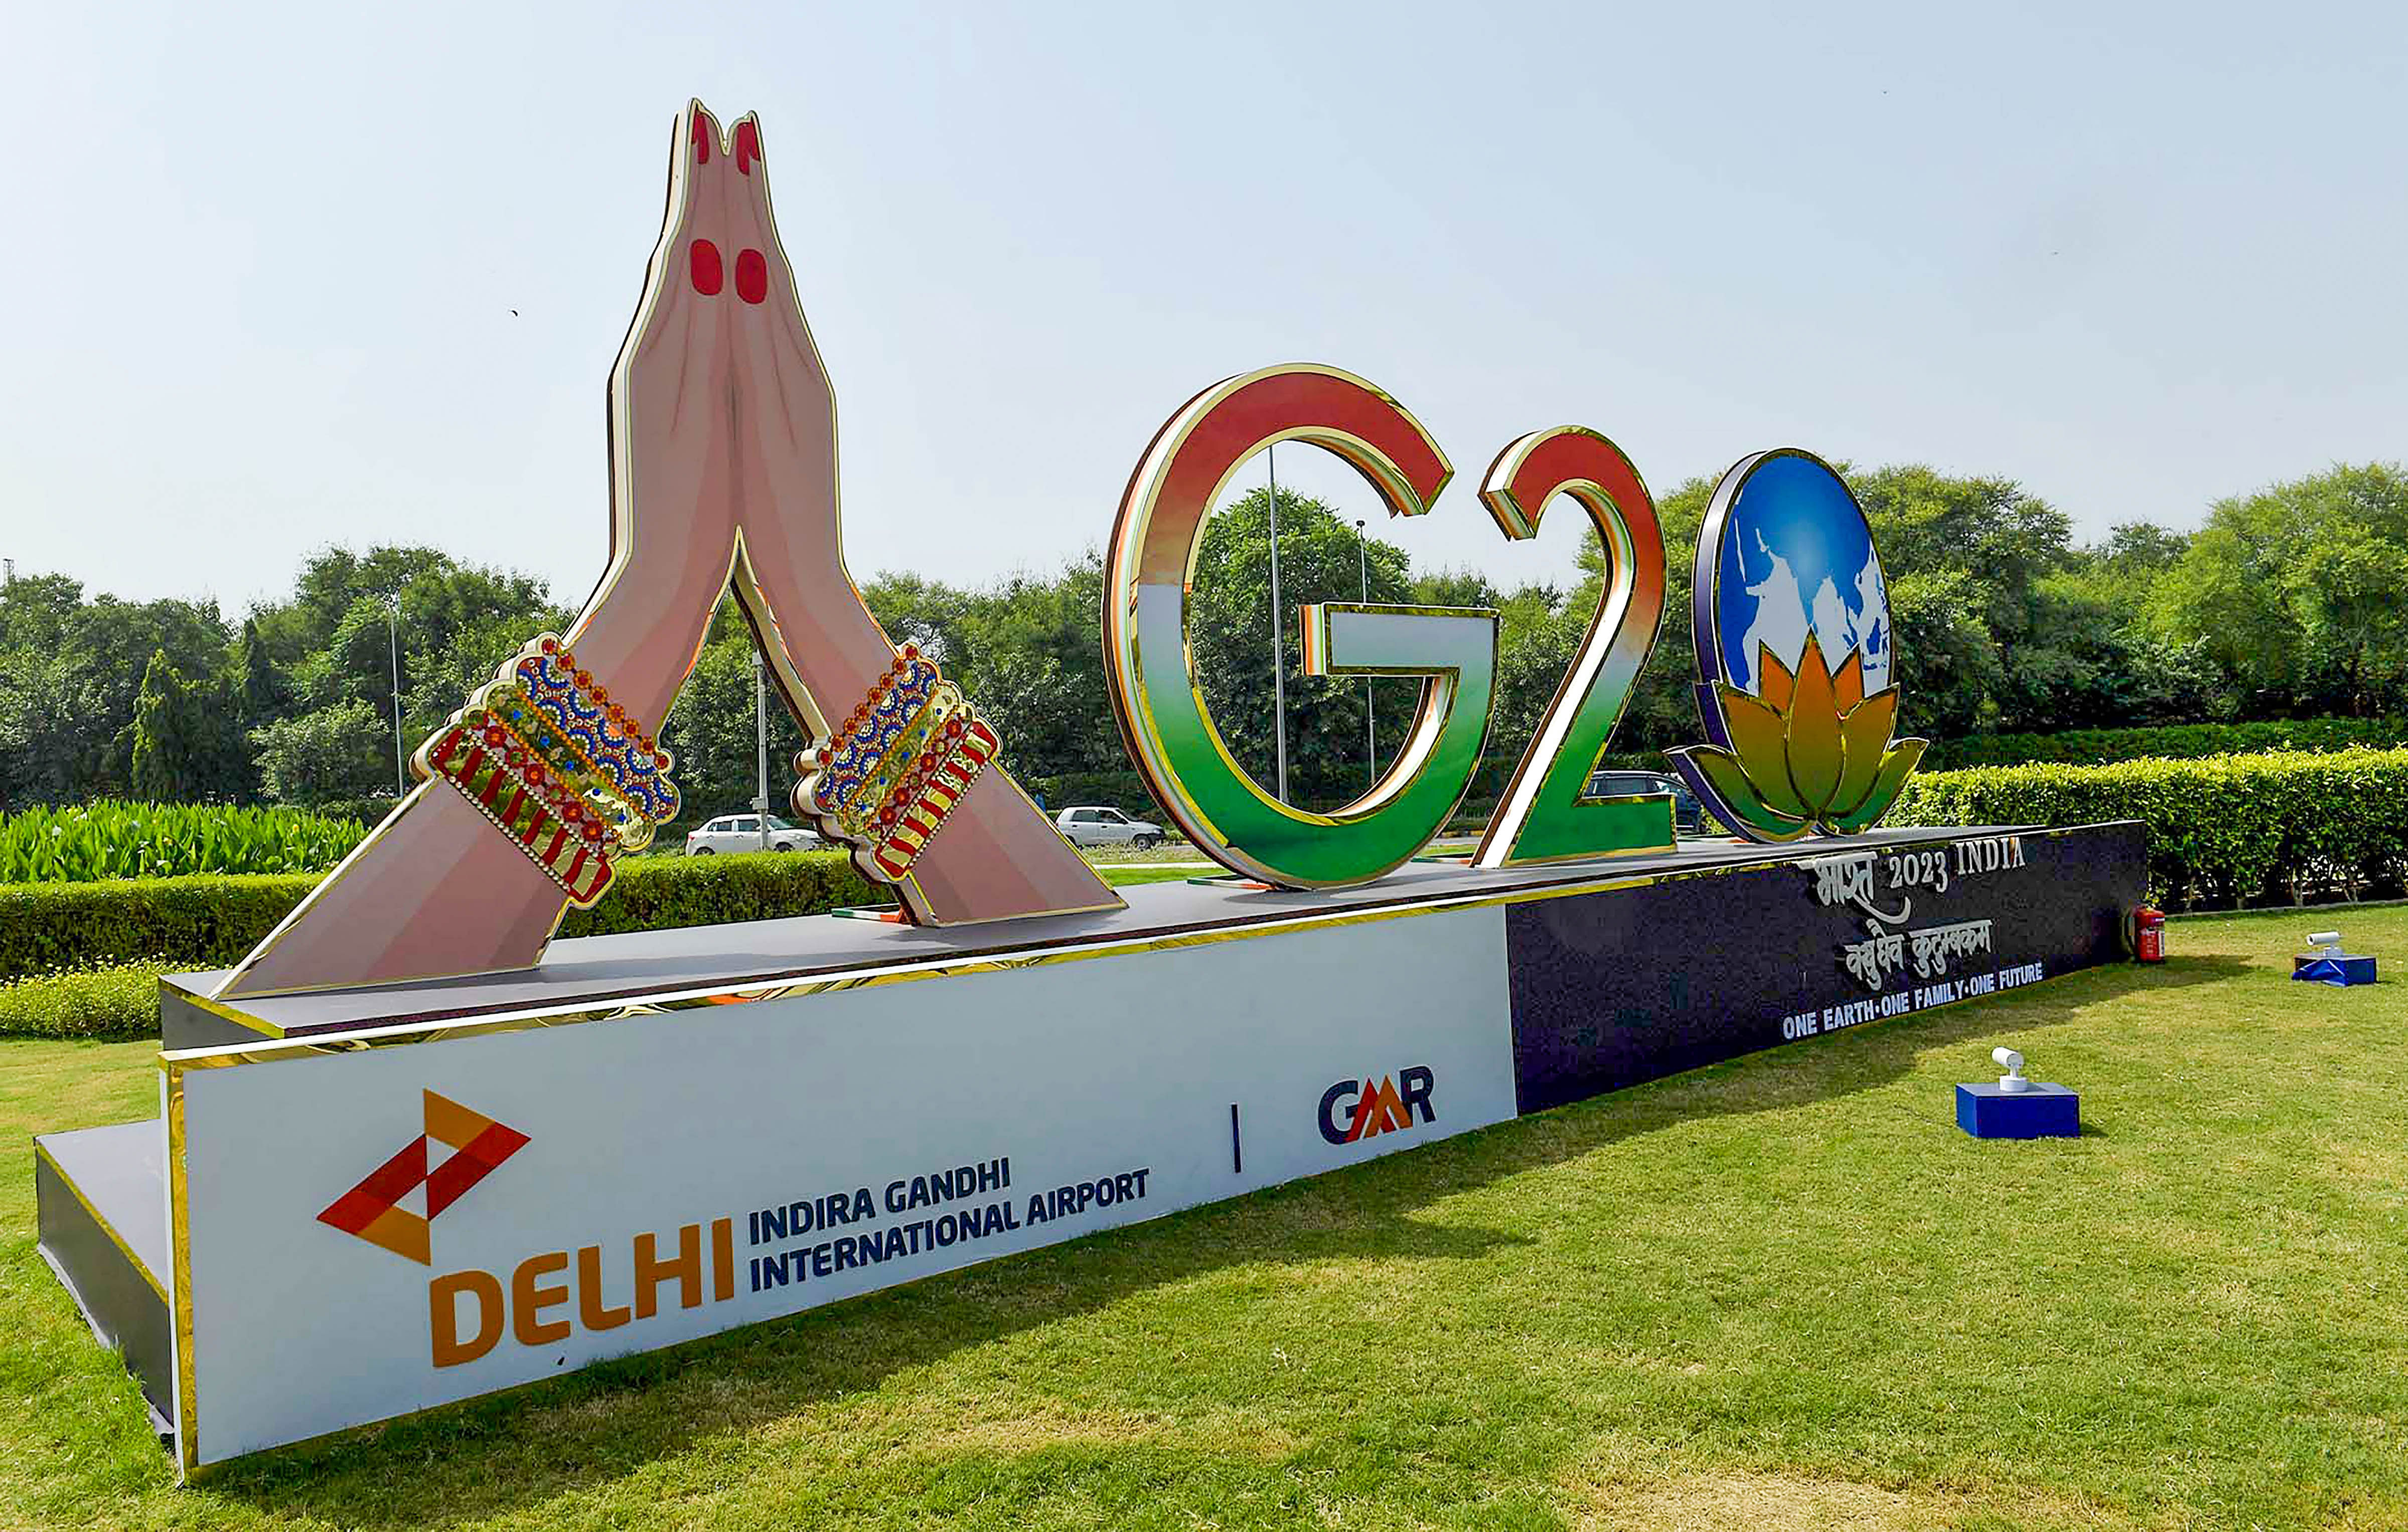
[{"left": 1671, "top": 634, "right": 1925, "bottom": 841}]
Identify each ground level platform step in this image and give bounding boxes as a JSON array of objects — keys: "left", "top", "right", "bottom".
[{"left": 35, "top": 1119, "right": 171, "bottom": 1432}]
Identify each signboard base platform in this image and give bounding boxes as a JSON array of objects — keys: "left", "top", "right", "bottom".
[
  {"left": 2292, "top": 952, "right": 2378, "bottom": 986},
  {"left": 1955, "top": 1082, "right": 2082, "bottom": 1138},
  {"left": 35, "top": 1121, "right": 173, "bottom": 1434},
  {"left": 35, "top": 820, "right": 2143, "bottom": 1476}
]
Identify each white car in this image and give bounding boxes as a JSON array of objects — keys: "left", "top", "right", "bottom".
[
  {"left": 1054, "top": 806, "right": 1167, "bottom": 850},
  {"left": 684, "top": 814, "right": 822, "bottom": 855}
]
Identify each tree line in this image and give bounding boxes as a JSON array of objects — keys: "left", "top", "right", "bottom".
[{"left": 2, "top": 462, "right": 2401, "bottom": 820}]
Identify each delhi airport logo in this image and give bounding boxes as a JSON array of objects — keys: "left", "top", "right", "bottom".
[
  {"left": 1670, "top": 450, "right": 1929, "bottom": 844},
  {"left": 317, "top": 1091, "right": 531, "bottom": 1265},
  {"left": 1319, "top": 1066, "right": 1438, "bottom": 1145}
]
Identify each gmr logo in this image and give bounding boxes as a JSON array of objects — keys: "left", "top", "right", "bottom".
[{"left": 1319, "top": 1066, "right": 1437, "bottom": 1146}]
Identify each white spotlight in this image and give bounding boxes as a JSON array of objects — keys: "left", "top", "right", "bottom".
[{"left": 1992, "top": 1046, "right": 2029, "bottom": 1094}]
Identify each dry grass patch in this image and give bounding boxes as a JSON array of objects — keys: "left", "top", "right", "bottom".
[
  {"left": 899, "top": 1399, "right": 1301, "bottom": 1460},
  {"left": 1564, "top": 1467, "right": 2151, "bottom": 1532}
]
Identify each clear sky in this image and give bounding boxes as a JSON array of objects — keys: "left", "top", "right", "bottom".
[{"left": 4, "top": 2, "right": 2402, "bottom": 615}]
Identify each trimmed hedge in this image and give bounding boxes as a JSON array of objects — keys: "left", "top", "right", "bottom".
[
  {"left": 1924, "top": 717, "right": 2408, "bottom": 771},
  {"left": 1890, "top": 747, "right": 2408, "bottom": 907},
  {"left": 558, "top": 852, "right": 884, "bottom": 940},
  {"left": 0, "top": 851, "right": 890, "bottom": 983},
  {"left": 0, "top": 873, "right": 322, "bottom": 981}
]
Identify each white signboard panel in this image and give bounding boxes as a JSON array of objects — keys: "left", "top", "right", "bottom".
[{"left": 173, "top": 907, "right": 1517, "bottom": 1467}]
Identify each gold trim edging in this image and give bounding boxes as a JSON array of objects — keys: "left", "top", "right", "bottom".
[
  {"left": 168, "top": 1069, "right": 199, "bottom": 1480},
  {"left": 33, "top": 1141, "right": 169, "bottom": 1304},
  {"left": 163, "top": 980, "right": 285, "bottom": 1040}
]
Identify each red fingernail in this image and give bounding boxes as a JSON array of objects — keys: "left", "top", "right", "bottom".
[
  {"left": 734, "top": 249, "right": 768, "bottom": 304},
  {"left": 690, "top": 239, "right": 724, "bottom": 295},
  {"left": 734, "top": 120, "right": 762, "bottom": 174},
  {"left": 691, "top": 115, "right": 712, "bottom": 165}
]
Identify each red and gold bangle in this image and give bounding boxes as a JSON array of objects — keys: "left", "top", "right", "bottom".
[
  {"left": 793, "top": 646, "right": 999, "bottom": 882},
  {"left": 411, "top": 635, "right": 678, "bottom": 907}
]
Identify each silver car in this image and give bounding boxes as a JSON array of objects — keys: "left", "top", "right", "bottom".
[{"left": 1054, "top": 806, "right": 1166, "bottom": 850}]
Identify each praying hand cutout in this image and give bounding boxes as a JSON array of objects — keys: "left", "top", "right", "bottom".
[{"left": 217, "top": 103, "right": 1119, "bottom": 999}]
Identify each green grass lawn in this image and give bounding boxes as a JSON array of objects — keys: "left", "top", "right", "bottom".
[
  {"left": 5, "top": 907, "right": 2405, "bottom": 1529},
  {"left": 1092, "top": 864, "right": 1199, "bottom": 887}
]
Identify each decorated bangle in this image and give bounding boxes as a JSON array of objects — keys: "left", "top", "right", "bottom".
[
  {"left": 412, "top": 635, "right": 679, "bottom": 906},
  {"left": 795, "top": 646, "right": 999, "bottom": 882}
]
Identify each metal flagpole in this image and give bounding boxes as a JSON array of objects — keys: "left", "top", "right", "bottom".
[
  {"left": 754, "top": 648, "right": 771, "bottom": 852},
  {"left": 1357, "top": 519, "right": 1374, "bottom": 782},
  {"left": 385, "top": 595, "right": 405, "bottom": 797},
  {"left": 1266, "top": 445, "right": 1289, "bottom": 805}
]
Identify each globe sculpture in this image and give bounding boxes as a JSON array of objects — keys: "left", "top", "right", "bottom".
[{"left": 1670, "top": 451, "right": 1927, "bottom": 841}]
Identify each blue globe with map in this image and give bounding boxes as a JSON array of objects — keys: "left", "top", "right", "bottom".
[{"left": 1711, "top": 454, "right": 1890, "bottom": 696}]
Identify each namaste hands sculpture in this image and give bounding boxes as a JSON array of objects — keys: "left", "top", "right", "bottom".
[{"left": 217, "top": 103, "right": 1120, "bottom": 999}]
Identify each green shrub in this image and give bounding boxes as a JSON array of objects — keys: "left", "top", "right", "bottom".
[
  {"left": 0, "top": 851, "right": 892, "bottom": 983},
  {"left": 0, "top": 963, "right": 164, "bottom": 1040},
  {"left": 1890, "top": 746, "right": 2408, "bottom": 907},
  {"left": 1924, "top": 717, "right": 2408, "bottom": 771},
  {"left": 557, "top": 852, "right": 887, "bottom": 940},
  {"left": 308, "top": 796, "right": 406, "bottom": 829},
  {"left": 0, "top": 800, "right": 366, "bottom": 882}
]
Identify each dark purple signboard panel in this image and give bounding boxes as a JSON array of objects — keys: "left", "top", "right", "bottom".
[{"left": 1503, "top": 821, "right": 2146, "bottom": 1114}]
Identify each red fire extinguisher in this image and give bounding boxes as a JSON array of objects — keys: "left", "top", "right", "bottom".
[{"left": 2132, "top": 905, "right": 2165, "bottom": 964}]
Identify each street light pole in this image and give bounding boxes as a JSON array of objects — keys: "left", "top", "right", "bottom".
[
  {"left": 754, "top": 648, "right": 771, "bottom": 853},
  {"left": 1265, "top": 445, "right": 1289, "bottom": 805},
  {"left": 385, "top": 595, "right": 405, "bottom": 797},
  {"left": 1356, "top": 519, "right": 1374, "bottom": 782}
]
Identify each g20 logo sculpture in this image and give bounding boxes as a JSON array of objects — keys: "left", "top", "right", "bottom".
[
  {"left": 213, "top": 101, "right": 1922, "bottom": 1000},
  {"left": 1102, "top": 368, "right": 1927, "bottom": 886}
]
